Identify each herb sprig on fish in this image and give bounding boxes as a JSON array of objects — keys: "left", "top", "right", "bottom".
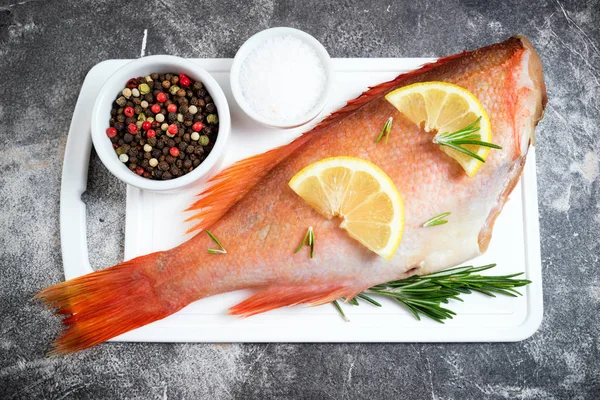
[
  {"left": 433, "top": 117, "right": 502, "bottom": 163},
  {"left": 332, "top": 264, "right": 531, "bottom": 322}
]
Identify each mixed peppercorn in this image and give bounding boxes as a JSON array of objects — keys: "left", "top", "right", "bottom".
[{"left": 107, "top": 72, "right": 219, "bottom": 180}]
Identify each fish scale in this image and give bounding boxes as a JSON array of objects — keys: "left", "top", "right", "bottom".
[{"left": 37, "top": 35, "right": 547, "bottom": 354}]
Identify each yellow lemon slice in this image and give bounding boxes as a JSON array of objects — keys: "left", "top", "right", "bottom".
[
  {"left": 385, "top": 81, "right": 496, "bottom": 177},
  {"left": 289, "top": 156, "right": 404, "bottom": 260}
]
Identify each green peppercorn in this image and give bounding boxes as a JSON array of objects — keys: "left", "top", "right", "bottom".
[
  {"left": 137, "top": 113, "right": 147, "bottom": 121},
  {"left": 207, "top": 114, "right": 219, "bottom": 124},
  {"left": 139, "top": 83, "right": 151, "bottom": 95},
  {"left": 116, "top": 96, "right": 127, "bottom": 107},
  {"left": 169, "top": 85, "right": 180, "bottom": 95},
  {"left": 116, "top": 144, "right": 131, "bottom": 155},
  {"left": 199, "top": 135, "right": 209, "bottom": 146}
]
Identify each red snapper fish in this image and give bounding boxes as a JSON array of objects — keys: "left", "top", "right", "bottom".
[{"left": 38, "top": 35, "right": 547, "bottom": 353}]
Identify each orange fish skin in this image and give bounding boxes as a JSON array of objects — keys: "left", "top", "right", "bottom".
[{"left": 37, "top": 35, "right": 546, "bottom": 353}]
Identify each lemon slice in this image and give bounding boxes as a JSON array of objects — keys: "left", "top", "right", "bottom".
[
  {"left": 289, "top": 156, "right": 404, "bottom": 260},
  {"left": 385, "top": 81, "right": 495, "bottom": 177}
]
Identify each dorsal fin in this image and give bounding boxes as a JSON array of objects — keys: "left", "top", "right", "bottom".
[
  {"left": 185, "top": 133, "right": 313, "bottom": 233},
  {"left": 185, "top": 47, "right": 475, "bottom": 234}
]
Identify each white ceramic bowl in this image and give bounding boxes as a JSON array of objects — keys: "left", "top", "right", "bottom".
[
  {"left": 230, "top": 27, "right": 333, "bottom": 129},
  {"left": 91, "top": 55, "right": 231, "bottom": 192}
]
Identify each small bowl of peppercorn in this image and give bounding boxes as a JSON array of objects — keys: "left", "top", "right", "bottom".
[{"left": 91, "top": 55, "right": 230, "bottom": 191}]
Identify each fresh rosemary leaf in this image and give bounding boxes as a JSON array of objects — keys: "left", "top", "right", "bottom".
[
  {"left": 206, "top": 230, "right": 227, "bottom": 254},
  {"left": 376, "top": 117, "right": 393, "bottom": 143},
  {"left": 333, "top": 263, "right": 531, "bottom": 323},
  {"left": 332, "top": 300, "right": 349, "bottom": 322},
  {"left": 357, "top": 293, "right": 382, "bottom": 307},
  {"left": 423, "top": 212, "right": 451, "bottom": 227},
  {"left": 295, "top": 227, "right": 315, "bottom": 258}
]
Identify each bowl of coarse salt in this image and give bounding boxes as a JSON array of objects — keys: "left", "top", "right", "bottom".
[{"left": 230, "top": 27, "right": 333, "bottom": 129}]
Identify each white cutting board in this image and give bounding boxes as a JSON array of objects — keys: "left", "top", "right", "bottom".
[{"left": 60, "top": 58, "right": 543, "bottom": 343}]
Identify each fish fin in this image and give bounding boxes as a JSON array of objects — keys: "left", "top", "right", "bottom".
[
  {"left": 314, "top": 52, "right": 466, "bottom": 132},
  {"left": 36, "top": 252, "right": 171, "bottom": 355},
  {"left": 315, "top": 36, "right": 527, "bottom": 132},
  {"left": 229, "top": 285, "right": 360, "bottom": 317},
  {"left": 185, "top": 134, "right": 313, "bottom": 234}
]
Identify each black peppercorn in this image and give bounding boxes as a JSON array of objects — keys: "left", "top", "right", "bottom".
[
  {"left": 162, "top": 171, "right": 172, "bottom": 180},
  {"left": 193, "top": 81, "right": 203, "bottom": 90},
  {"left": 134, "top": 105, "right": 142, "bottom": 114},
  {"left": 126, "top": 116, "right": 136, "bottom": 125},
  {"left": 124, "top": 133, "right": 133, "bottom": 143},
  {"left": 151, "top": 72, "right": 159, "bottom": 80},
  {"left": 158, "top": 161, "right": 169, "bottom": 171},
  {"left": 183, "top": 159, "right": 192, "bottom": 169},
  {"left": 168, "top": 112, "right": 177, "bottom": 123},
  {"left": 116, "top": 114, "right": 126, "bottom": 123},
  {"left": 193, "top": 159, "right": 201, "bottom": 167},
  {"left": 114, "top": 121, "right": 125, "bottom": 131},
  {"left": 206, "top": 103, "right": 216, "bottom": 113}
]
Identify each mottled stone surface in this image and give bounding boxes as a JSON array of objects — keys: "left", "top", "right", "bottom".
[{"left": 1, "top": 0, "right": 599, "bottom": 398}]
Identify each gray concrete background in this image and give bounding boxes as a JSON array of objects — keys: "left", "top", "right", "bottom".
[{"left": 1, "top": 0, "right": 598, "bottom": 398}]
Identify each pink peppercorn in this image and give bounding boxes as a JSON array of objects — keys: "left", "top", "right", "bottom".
[
  {"left": 169, "top": 147, "right": 179, "bottom": 157},
  {"left": 124, "top": 106, "right": 135, "bottom": 117},
  {"left": 167, "top": 124, "right": 178, "bottom": 135},
  {"left": 192, "top": 122, "right": 203, "bottom": 132},
  {"left": 106, "top": 127, "right": 117, "bottom": 138},
  {"left": 179, "top": 74, "right": 191, "bottom": 88},
  {"left": 128, "top": 123, "right": 138, "bottom": 134}
]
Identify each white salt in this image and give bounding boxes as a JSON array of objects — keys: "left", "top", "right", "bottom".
[{"left": 239, "top": 35, "right": 327, "bottom": 122}]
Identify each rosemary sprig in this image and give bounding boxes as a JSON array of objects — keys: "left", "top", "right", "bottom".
[
  {"left": 206, "top": 230, "right": 227, "bottom": 254},
  {"left": 423, "top": 212, "right": 451, "bottom": 227},
  {"left": 294, "top": 226, "right": 315, "bottom": 258},
  {"left": 375, "top": 117, "right": 393, "bottom": 143},
  {"left": 331, "top": 264, "right": 531, "bottom": 323},
  {"left": 433, "top": 117, "right": 502, "bottom": 162}
]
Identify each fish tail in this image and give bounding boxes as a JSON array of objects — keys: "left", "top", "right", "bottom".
[{"left": 36, "top": 252, "right": 171, "bottom": 355}]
